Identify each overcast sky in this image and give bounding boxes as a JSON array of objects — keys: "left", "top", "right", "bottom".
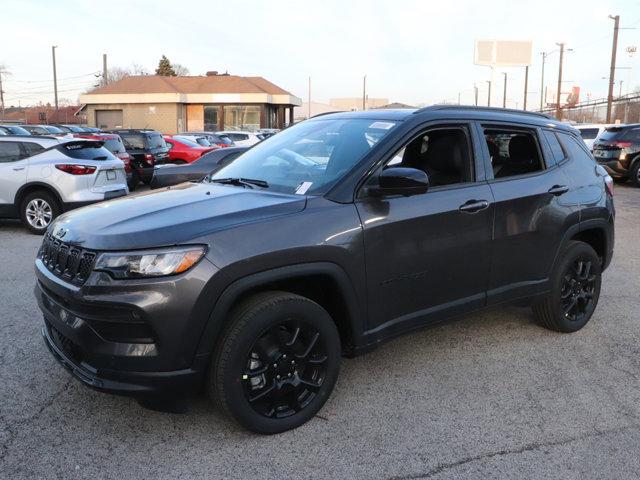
[{"left": 2, "top": 0, "right": 639, "bottom": 109}]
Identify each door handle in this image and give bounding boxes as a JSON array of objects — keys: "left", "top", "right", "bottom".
[
  {"left": 13, "top": 167, "right": 25, "bottom": 171},
  {"left": 459, "top": 199, "right": 490, "bottom": 213},
  {"left": 548, "top": 185, "right": 569, "bottom": 196}
]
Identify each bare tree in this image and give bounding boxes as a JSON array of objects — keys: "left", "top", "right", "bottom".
[
  {"left": 100, "top": 66, "right": 132, "bottom": 86},
  {"left": 173, "top": 63, "right": 190, "bottom": 76},
  {"left": 131, "top": 63, "right": 150, "bottom": 76}
]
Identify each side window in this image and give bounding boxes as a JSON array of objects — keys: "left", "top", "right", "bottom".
[
  {"left": 542, "top": 130, "right": 566, "bottom": 164},
  {"left": 556, "top": 132, "right": 595, "bottom": 163},
  {"left": 483, "top": 128, "right": 544, "bottom": 179},
  {"left": 121, "top": 134, "right": 145, "bottom": 149},
  {"left": 383, "top": 127, "right": 474, "bottom": 187},
  {"left": 21, "top": 142, "right": 45, "bottom": 158},
  {"left": 0, "top": 142, "right": 23, "bottom": 163}
]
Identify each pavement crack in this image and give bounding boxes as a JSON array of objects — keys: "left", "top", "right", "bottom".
[{"left": 388, "top": 424, "right": 640, "bottom": 480}]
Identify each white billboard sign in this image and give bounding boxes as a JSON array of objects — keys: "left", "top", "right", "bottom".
[{"left": 475, "top": 40, "right": 533, "bottom": 67}]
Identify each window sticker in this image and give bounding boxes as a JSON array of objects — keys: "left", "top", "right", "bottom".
[
  {"left": 295, "top": 181, "right": 313, "bottom": 195},
  {"left": 369, "top": 121, "right": 395, "bottom": 130}
]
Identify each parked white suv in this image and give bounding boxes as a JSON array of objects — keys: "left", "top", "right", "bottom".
[
  {"left": 575, "top": 124, "right": 613, "bottom": 150},
  {"left": 0, "top": 136, "right": 128, "bottom": 234},
  {"left": 216, "top": 130, "right": 264, "bottom": 146}
]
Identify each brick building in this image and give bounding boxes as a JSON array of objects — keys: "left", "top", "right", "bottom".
[{"left": 78, "top": 73, "right": 301, "bottom": 133}]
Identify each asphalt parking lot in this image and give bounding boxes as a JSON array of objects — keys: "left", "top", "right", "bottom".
[{"left": 1, "top": 185, "right": 639, "bottom": 480}]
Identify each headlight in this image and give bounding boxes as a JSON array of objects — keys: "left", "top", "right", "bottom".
[{"left": 94, "top": 246, "right": 206, "bottom": 279}]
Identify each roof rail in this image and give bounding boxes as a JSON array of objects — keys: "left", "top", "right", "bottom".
[{"left": 414, "top": 105, "right": 553, "bottom": 119}]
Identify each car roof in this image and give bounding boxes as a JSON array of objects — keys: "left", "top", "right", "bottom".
[
  {"left": 311, "top": 105, "right": 575, "bottom": 132},
  {"left": 217, "top": 130, "right": 257, "bottom": 135},
  {"left": 0, "top": 135, "right": 61, "bottom": 145}
]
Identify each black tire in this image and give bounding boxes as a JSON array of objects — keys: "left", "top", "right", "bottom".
[
  {"left": 532, "top": 241, "right": 602, "bottom": 332},
  {"left": 630, "top": 160, "right": 640, "bottom": 188},
  {"left": 127, "top": 170, "right": 139, "bottom": 191},
  {"left": 20, "top": 190, "right": 61, "bottom": 235},
  {"left": 209, "top": 291, "right": 341, "bottom": 434},
  {"left": 612, "top": 176, "right": 628, "bottom": 185}
]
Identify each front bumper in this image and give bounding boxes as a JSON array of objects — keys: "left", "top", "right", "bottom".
[{"left": 34, "top": 254, "right": 219, "bottom": 397}]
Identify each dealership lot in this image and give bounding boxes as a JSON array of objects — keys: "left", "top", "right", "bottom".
[{"left": 0, "top": 185, "right": 639, "bottom": 479}]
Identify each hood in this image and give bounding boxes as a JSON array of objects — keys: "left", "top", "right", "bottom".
[{"left": 50, "top": 183, "right": 307, "bottom": 250}]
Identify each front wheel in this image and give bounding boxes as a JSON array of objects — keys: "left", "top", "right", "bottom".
[
  {"left": 533, "top": 241, "right": 602, "bottom": 332},
  {"left": 209, "top": 292, "right": 341, "bottom": 434},
  {"left": 630, "top": 160, "right": 640, "bottom": 187}
]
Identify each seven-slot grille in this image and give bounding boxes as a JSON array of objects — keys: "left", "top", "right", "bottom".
[{"left": 40, "top": 233, "right": 97, "bottom": 285}]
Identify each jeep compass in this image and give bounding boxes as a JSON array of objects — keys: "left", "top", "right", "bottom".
[{"left": 35, "top": 106, "right": 615, "bottom": 434}]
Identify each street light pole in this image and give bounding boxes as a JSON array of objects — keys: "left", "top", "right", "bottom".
[
  {"left": 502, "top": 72, "right": 508, "bottom": 108},
  {"left": 540, "top": 51, "right": 546, "bottom": 111},
  {"left": 362, "top": 75, "right": 367, "bottom": 111},
  {"left": 474, "top": 84, "right": 478, "bottom": 106},
  {"left": 606, "top": 14, "right": 620, "bottom": 123},
  {"left": 523, "top": 65, "right": 529, "bottom": 110},
  {"left": 555, "top": 42, "right": 565, "bottom": 120},
  {"left": 486, "top": 80, "right": 491, "bottom": 107},
  {"left": 52, "top": 45, "right": 59, "bottom": 123}
]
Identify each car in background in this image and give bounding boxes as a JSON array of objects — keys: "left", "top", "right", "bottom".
[
  {"left": 216, "top": 130, "right": 263, "bottom": 146},
  {"left": 74, "top": 132, "right": 136, "bottom": 189},
  {"left": 0, "top": 125, "right": 32, "bottom": 136},
  {"left": 107, "top": 129, "right": 170, "bottom": 185},
  {"left": 163, "top": 135, "right": 216, "bottom": 164},
  {"left": 52, "top": 124, "right": 88, "bottom": 134},
  {"left": 82, "top": 127, "right": 102, "bottom": 133},
  {"left": 257, "top": 128, "right": 279, "bottom": 138},
  {"left": 172, "top": 134, "right": 213, "bottom": 147},
  {"left": 575, "top": 124, "right": 612, "bottom": 150},
  {"left": 592, "top": 124, "right": 640, "bottom": 186},
  {"left": 0, "top": 135, "right": 128, "bottom": 234},
  {"left": 179, "top": 131, "right": 234, "bottom": 147},
  {"left": 20, "top": 125, "right": 66, "bottom": 136},
  {"left": 150, "top": 146, "right": 248, "bottom": 189}
]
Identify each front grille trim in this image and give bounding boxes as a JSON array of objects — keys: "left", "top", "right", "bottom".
[{"left": 40, "top": 233, "right": 97, "bottom": 285}]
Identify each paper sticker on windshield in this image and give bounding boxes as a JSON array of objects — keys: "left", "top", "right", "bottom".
[
  {"left": 369, "top": 121, "right": 395, "bottom": 130},
  {"left": 295, "top": 181, "right": 313, "bottom": 195}
]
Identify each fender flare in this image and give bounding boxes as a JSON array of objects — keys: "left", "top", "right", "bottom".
[
  {"left": 14, "top": 182, "right": 64, "bottom": 210},
  {"left": 195, "top": 262, "right": 364, "bottom": 357},
  {"left": 551, "top": 218, "right": 613, "bottom": 273}
]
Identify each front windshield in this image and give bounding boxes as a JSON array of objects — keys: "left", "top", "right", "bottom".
[{"left": 209, "top": 118, "right": 397, "bottom": 195}]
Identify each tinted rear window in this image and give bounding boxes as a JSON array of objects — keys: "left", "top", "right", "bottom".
[
  {"left": 103, "top": 138, "right": 125, "bottom": 154},
  {"left": 578, "top": 128, "right": 599, "bottom": 139},
  {"left": 61, "top": 142, "right": 113, "bottom": 160},
  {"left": 598, "top": 128, "right": 628, "bottom": 141},
  {"left": 147, "top": 133, "right": 166, "bottom": 149},
  {"left": 121, "top": 134, "right": 145, "bottom": 149}
]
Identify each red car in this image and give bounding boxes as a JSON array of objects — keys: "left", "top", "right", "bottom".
[
  {"left": 73, "top": 132, "right": 136, "bottom": 189},
  {"left": 164, "top": 136, "right": 216, "bottom": 164}
]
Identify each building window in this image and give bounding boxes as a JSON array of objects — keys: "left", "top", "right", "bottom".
[
  {"left": 223, "top": 105, "right": 261, "bottom": 131},
  {"left": 204, "top": 106, "right": 221, "bottom": 131}
]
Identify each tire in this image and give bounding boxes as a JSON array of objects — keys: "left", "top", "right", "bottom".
[
  {"left": 532, "top": 241, "right": 602, "bottom": 332},
  {"left": 127, "top": 170, "right": 139, "bottom": 191},
  {"left": 209, "top": 291, "right": 341, "bottom": 434},
  {"left": 630, "top": 160, "right": 640, "bottom": 188},
  {"left": 20, "top": 190, "right": 61, "bottom": 235},
  {"left": 612, "top": 176, "right": 628, "bottom": 185}
]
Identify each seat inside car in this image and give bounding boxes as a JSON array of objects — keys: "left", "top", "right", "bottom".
[
  {"left": 495, "top": 135, "right": 539, "bottom": 178},
  {"left": 400, "top": 130, "right": 471, "bottom": 186}
]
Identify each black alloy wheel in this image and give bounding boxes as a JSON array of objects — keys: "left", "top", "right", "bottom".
[
  {"left": 560, "top": 258, "right": 597, "bottom": 323},
  {"left": 242, "top": 320, "right": 328, "bottom": 419}
]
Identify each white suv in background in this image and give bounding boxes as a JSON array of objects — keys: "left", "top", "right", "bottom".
[
  {"left": 0, "top": 136, "right": 128, "bottom": 234},
  {"left": 216, "top": 130, "right": 264, "bottom": 146},
  {"left": 575, "top": 124, "right": 613, "bottom": 150}
]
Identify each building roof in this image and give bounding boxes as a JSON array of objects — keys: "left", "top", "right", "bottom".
[
  {"left": 88, "top": 75, "right": 293, "bottom": 96},
  {"left": 372, "top": 102, "right": 417, "bottom": 109}
]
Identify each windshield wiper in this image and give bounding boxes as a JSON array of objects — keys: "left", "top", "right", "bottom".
[{"left": 210, "top": 177, "right": 269, "bottom": 189}]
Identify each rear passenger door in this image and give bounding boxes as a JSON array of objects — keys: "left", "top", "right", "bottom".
[
  {"left": 478, "top": 123, "right": 575, "bottom": 304},
  {"left": 0, "top": 141, "right": 29, "bottom": 208}
]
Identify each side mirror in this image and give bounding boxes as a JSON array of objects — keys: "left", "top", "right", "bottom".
[{"left": 370, "top": 167, "right": 429, "bottom": 196}]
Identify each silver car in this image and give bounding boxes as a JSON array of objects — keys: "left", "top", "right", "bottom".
[{"left": 0, "top": 135, "right": 128, "bottom": 234}]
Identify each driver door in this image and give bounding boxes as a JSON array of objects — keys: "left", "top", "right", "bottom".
[{"left": 355, "top": 124, "right": 494, "bottom": 336}]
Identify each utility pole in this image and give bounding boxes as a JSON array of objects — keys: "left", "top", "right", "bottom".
[
  {"left": 102, "top": 53, "right": 108, "bottom": 85},
  {"left": 474, "top": 84, "right": 478, "bottom": 106},
  {"left": 486, "top": 80, "right": 491, "bottom": 107},
  {"left": 307, "top": 76, "right": 311, "bottom": 118},
  {"left": 606, "top": 14, "right": 620, "bottom": 123},
  {"left": 52, "top": 45, "right": 59, "bottom": 123},
  {"left": 362, "top": 75, "right": 367, "bottom": 111},
  {"left": 457, "top": 92, "right": 461, "bottom": 105},
  {"left": 523, "top": 65, "right": 529, "bottom": 110},
  {"left": 555, "top": 42, "right": 565, "bottom": 120},
  {"left": 0, "top": 69, "right": 4, "bottom": 120},
  {"left": 502, "top": 72, "right": 508, "bottom": 108},
  {"left": 540, "top": 51, "right": 546, "bottom": 111},
  {"left": 619, "top": 80, "right": 624, "bottom": 98}
]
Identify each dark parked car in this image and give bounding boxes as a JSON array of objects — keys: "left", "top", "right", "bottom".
[
  {"left": 150, "top": 146, "right": 248, "bottom": 189},
  {"left": 20, "top": 125, "right": 65, "bottom": 136},
  {"left": 592, "top": 124, "right": 640, "bottom": 186},
  {"left": 35, "top": 106, "right": 614, "bottom": 434},
  {"left": 106, "top": 129, "right": 170, "bottom": 185},
  {"left": 0, "top": 124, "right": 32, "bottom": 136},
  {"left": 52, "top": 124, "right": 88, "bottom": 134}
]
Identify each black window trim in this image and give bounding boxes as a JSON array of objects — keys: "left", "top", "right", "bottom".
[
  {"left": 478, "top": 122, "right": 549, "bottom": 183},
  {"left": 356, "top": 121, "right": 479, "bottom": 198}
]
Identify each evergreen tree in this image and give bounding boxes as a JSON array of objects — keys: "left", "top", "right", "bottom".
[{"left": 155, "top": 55, "right": 176, "bottom": 76}]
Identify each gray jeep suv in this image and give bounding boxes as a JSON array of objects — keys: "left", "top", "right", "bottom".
[{"left": 35, "top": 106, "right": 615, "bottom": 433}]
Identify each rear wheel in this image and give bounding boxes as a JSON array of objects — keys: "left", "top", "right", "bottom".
[
  {"left": 532, "top": 241, "right": 601, "bottom": 332},
  {"left": 630, "top": 160, "right": 640, "bottom": 187},
  {"left": 127, "top": 170, "right": 139, "bottom": 191},
  {"left": 20, "top": 190, "right": 61, "bottom": 235},
  {"left": 209, "top": 292, "right": 341, "bottom": 434}
]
